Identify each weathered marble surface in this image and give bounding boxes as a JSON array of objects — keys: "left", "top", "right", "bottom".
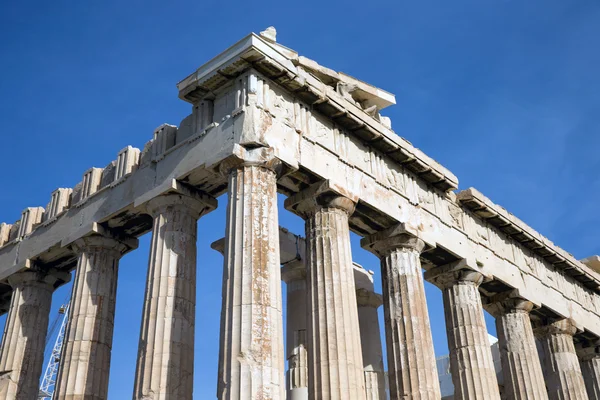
[
  {"left": 0, "top": 270, "right": 59, "bottom": 399},
  {"left": 362, "top": 227, "right": 440, "bottom": 400},
  {"left": 428, "top": 269, "right": 501, "bottom": 400},
  {"left": 1, "top": 31, "right": 599, "bottom": 344},
  {"left": 285, "top": 185, "right": 366, "bottom": 400},
  {"left": 354, "top": 266, "right": 386, "bottom": 400},
  {"left": 54, "top": 235, "right": 136, "bottom": 400},
  {"left": 218, "top": 155, "right": 285, "bottom": 400},
  {"left": 489, "top": 297, "right": 548, "bottom": 400},
  {"left": 281, "top": 261, "right": 309, "bottom": 400},
  {"left": 579, "top": 347, "right": 600, "bottom": 400},
  {"left": 536, "top": 319, "right": 589, "bottom": 400},
  {"left": 0, "top": 28, "right": 599, "bottom": 400},
  {"left": 133, "top": 192, "right": 215, "bottom": 400}
]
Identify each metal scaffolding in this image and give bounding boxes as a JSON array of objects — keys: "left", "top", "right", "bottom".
[{"left": 38, "top": 304, "right": 69, "bottom": 400}]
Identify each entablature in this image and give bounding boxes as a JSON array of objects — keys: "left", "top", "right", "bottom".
[
  {"left": 176, "top": 31, "right": 458, "bottom": 193},
  {"left": 458, "top": 188, "right": 600, "bottom": 291}
]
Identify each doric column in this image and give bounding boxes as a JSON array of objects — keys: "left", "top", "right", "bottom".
[
  {"left": 0, "top": 268, "right": 64, "bottom": 399},
  {"left": 217, "top": 149, "right": 285, "bottom": 400},
  {"left": 133, "top": 189, "right": 216, "bottom": 400},
  {"left": 488, "top": 295, "right": 548, "bottom": 400},
  {"left": 426, "top": 267, "right": 501, "bottom": 400},
  {"left": 578, "top": 346, "right": 600, "bottom": 400},
  {"left": 535, "top": 319, "right": 588, "bottom": 400},
  {"left": 281, "top": 260, "right": 309, "bottom": 400},
  {"left": 362, "top": 226, "right": 440, "bottom": 400},
  {"left": 55, "top": 234, "right": 137, "bottom": 400},
  {"left": 285, "top": 180, "right": 366, "bottom": 400},
  {"left": 354, "top": 265, "right": 386, "bottom": 400}
]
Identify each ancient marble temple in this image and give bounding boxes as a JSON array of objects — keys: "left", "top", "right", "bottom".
[{"left": 0, "top": 27, "right": 599, "bottom": 400}]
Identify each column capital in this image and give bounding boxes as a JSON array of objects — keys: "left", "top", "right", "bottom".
[
  {"left": 356, "top": 288, "right": 383, "bottom": 308},
  {"left": 425, "top": 263, "right": 486, "bottom": 290},
  {"left": 210, "top": 238, "right": 225, "bottom": 255},
  {"left": 72, "top": 233, "right": 138, "bottom": 256},
  {"left": 281, "top": 260, "right": 306, "bottom": 284},
  {"left": 217, "top": 146, "right": 285, "bottom": 176},
  {"left": 577, "top": 344, "right": 600, "bottom": 361},
  {"left": 485, "top": 290, "right": 538, "bottom": 317},
  {"left": 361, "top": 223, "right": 433, "bottom": 258},
  {"left": 284, "top": 180, "right": 357, "bottom": 217},
  {"left": 535, "top": 318, "right": 579, "bottom": 338},
  {"left": 7, "top": 269, "right": 58, "bottom": 290},
  {"left": 146, "top": 184, "right": 216, "bottom": 219}
]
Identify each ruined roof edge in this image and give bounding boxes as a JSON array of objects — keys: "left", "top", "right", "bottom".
[
  {"left": 457, "top": 187, "right": 600, "bottom": 288},
  {"left": 176, "top": 31, "right": 458, "bottom": 192}
]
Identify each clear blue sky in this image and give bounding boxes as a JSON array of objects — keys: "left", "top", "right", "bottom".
[{"left": 1, "top": 1, "right": 599, "bottom": 398}]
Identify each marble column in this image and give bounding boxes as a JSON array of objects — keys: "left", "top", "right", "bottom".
[
  {"left": 426, "top": 268, "right": 501, "bottom": 400},
  {"left": 362, "top": 228, "right": 440, "bottom": 400},
  {"left": 281, "top": 260, "right": 309, "bottom": 400},
  {"left": 218, "top": 159, "right": 285, "bottom": 400},
  {"left": 536, "top": 319, "right": 589, "bottom": 400},
  {"left": 0, "top": 269, "right": 60, "bottom": 399},
  {"left": 354, "top": 265, "right": 386, "bottom": 400},
  {"left": 55, "top": 235, "right": 137, "bottom": 400},
  {"left": 579, "top": 347, "right": 600, "bottom": 400},
  {"left": 285, "top": 181, "right": 366, "bottom": 400},
  {"left": 490, "top": 297, "right": 548, "bottom": 400},
  {"left": 133, "top": 191, "right": 215, "bottom": 400}
]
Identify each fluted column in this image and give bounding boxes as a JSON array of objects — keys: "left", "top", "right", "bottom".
[
  {"left": 285, "top": 181, "right": 366, "bottom": 400},
  {"left": 578, "top": 347, "right": 600, "bottom": 400},
  {"left": 218, "top": 154, "right": 285, "bottom": 400},
  {"left": 536, "top": 319, "right": 588, "bottom": 400},
  {"left": 426, "top": 268, "right": 501, "bottom": 400},
  {"left": 133, "top": 190, "right": 215, "bottom": 400},
  {"left": 362, "top": 227, "right": 440, "bottom": 400},
  {"left": 489, "top": 296, "right": 548, "bottom": 400},
  {"left": 0, "top": 269, "right": 61, "bottom": 399},
  {"left": 282, "top": 261, "right": 309, "bottom": 400},
  {"left": 55, "top": 234, "right": 137, "bottom": 400},
  {"left": 354, "top": 265, "right": 386, "bottom": 400}
]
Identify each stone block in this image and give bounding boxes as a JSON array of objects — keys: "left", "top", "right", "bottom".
[
  {"left": 17, "top": 207, "right": 44, "bottom": 238},
  {"left": 0, "top": 223, "right": 11, "bottom": 246},
  {"left": 151, "top": 124, "right": 177, "bottom": 161},
  {"left": 100, "top": 161, "right": 117, "bottom": 188},
  {"left": 8, "top": 221, "right": 20, "bottom": 242},
  {"left": 44, "top": 188, "right": 73, "bottom": 221},
  {"left": 114, "top": 145, "right": 141, "bottom": 181},
  {"left": 194, "top": 100, "right": 214, "bottom": 134},
  {"left": 80, "top": 167, "right": 103, "bottom": 201}
]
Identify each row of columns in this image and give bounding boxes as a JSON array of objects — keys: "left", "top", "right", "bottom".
[
  {"left": 278, "top": 253, "right": 386, "bottom": 400},
  {"left": 0, "top": 151, "right": 599, "bottom": 400}
]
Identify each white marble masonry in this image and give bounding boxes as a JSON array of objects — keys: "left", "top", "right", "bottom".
[
  {"left": 427, "top": 268, "right": 501, "bottom": 400},
  {"left": 17, "top": 207, "right": 44, "bottom": 239},
  {"left": 54, "top": 235, "right": 137, "bottom": 400},
  {"left": 579, "top": 346, "right": 600, "bottom": 400},
  {"left": 353, "top": 265, "right": 386, "bottom": 400},
  {"left": 285, "top": 181, "right": 366, "bottom": 400},
  {"left": 114, "top": 145, "right": 140, "bottom": 182},
  {"left": 218, "top": 150, "right": 285, "bottom": 400},
  {"left": 133, "top": 189, "right": 215, "bottom": 400},
  {"left": 362, "top": 226, "right": 441, "bottom": 400},
  {"left": 44, "top": 188, "right": 73, "bottom": 222},
  {"left": 0, "top": 223, "right": 11, "bottom": 246},
  {"left": 1, "top": 28, "right": 600, "bottom": 400},
  {"left": 281, "top": 260, "right": 309, "bottom": 400},
  {"left": 489, "top": 296, "right": 548, "bottom": 400},
  {"left": 0, "top": 269, "right": 62, "bottom": 399},
  {"left": 80, "top": 167, "right": 103, "bottom": 201},
  {"left": 536, "top": 319, "right": 589, "bottom": 400}
]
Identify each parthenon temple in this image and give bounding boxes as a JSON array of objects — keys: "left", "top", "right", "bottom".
[{"left": 0, "top": 27, "right": 599, "bottom": 400}]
